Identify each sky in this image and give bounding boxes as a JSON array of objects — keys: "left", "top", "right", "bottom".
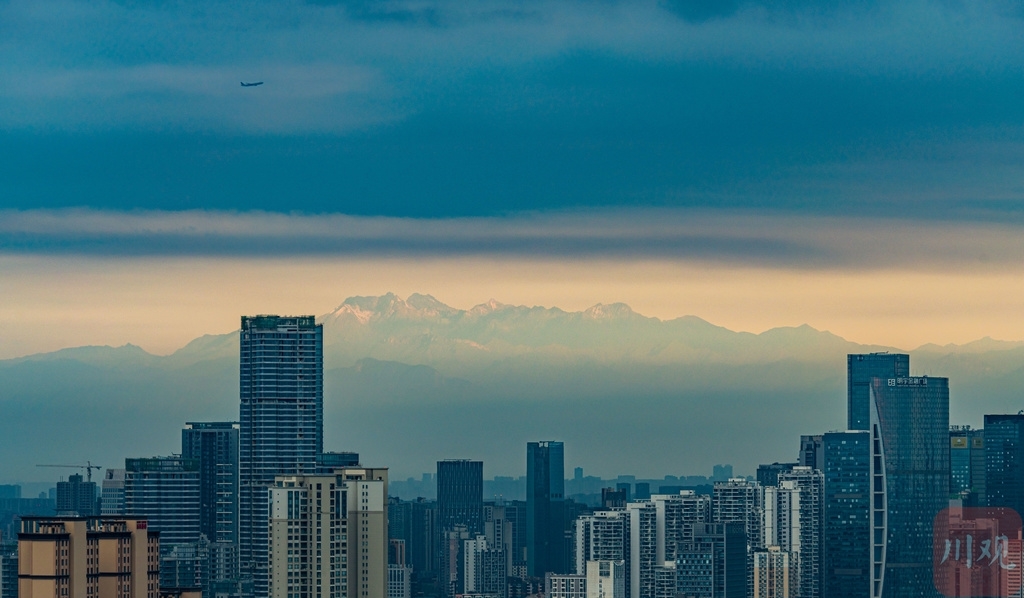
[{"left": 3, "top": 0, "right": 1024, "bottom": 357}]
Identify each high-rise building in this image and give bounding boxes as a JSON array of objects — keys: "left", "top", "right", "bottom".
[
  {"left": 634, "top": 484, "right": 651, "bottom": 502},
  {"left": 752, "top": 546, "right": 798, "bottom": 598},
  {"left": 484, "top": 502, "right": 518, "bottom": 580},
  {"left": 182, "top": 422, "right": 239, "bottom": 545},
  {"left": 676, "top": 522, "right": 746, "bottom": 598},
  {"left": 774, "top": 467, "right": 822, "bottom": 598},
  {"left": 505, "top": 500, "right": 528, "bottom": 577},
  {"left": 389, "top": 500, "right": 413, "bottom": 566},
  {"left": 101, "top": 469, "right": 126, "bottom": 516},
  {"left": 601, "top": 489, "right": 627, "bottom": 510},
  {"left": 821, "top": 430, "right": 871, "bottom": 598},
  {"left": 984, "top": 414, "right": 1024, "bottom": 515},
  {"left": 18, "top": 517, "right": 159, "bottom": 598},
  {"left": 650, "top": 491, "right": 711, "bottom": 566},
  {"left": 586, "top": 560, "right": 625, "bottom": 598},
  {"left": 389, "top": 539, "right": 407, "bottom": 567},
  {"left": 712, "top": 479, "right": 762, "bottom": 597},
  {"left": 438, "top": 527, "right": 470, "bottom": 598},
  {"left": 436, "top": 459, "right": 483, "bottom": 593},
  {"left": 267, "top": 467, "right": 388, "bottom": 598},
  {"left": 387, "top": 564, "right": 412, "bottom": 598},
  {"left": 711, "top": 466, "right": 733, "bottom": 483},
  {"left": 124, "top": 457, "right": 201, "bottom": 548},
  {"left": 949, "top": 426, "right": 985, "bottom": 506},
  {"left": 55, "top": 475, "right": 98, "bottom": 517},
  {"left": 846, "top": 353, "right": 908, "bottom": 431},
  {"left": 575, "top": 511, "right": 629, "bottom": 596},
  {"left": 409, "top": 499, "right": 438, "bottom": 578},
  {"left": 527, "top": 441, "right": 566, "bottom": 577},
  {"left": 160, "top": 539, "right": 210, "bottom": 595},
  {"left": 125, "top": 456, "right": 203, "bottom": 592},
  {"left": 652, "top": 563, "right": 676, "bottom": 598},
  {"left": 755, "top": 464, "right": 796, "bottom": 489},
  {"left": 182, "top": 422, "right": 241, "bottom": 598},
  {"left": 626, "top": 502, "right": 657, "bottom": 598},
  {"left": 547, "top": 572, "right": 587, "bottom": 598},
  {"left": 868, "top": 373, "right": 949, "bottom": 598},
  {"left": 0, "top": 541, "right": 17, "bottom": 598},
  {"left": 463, "top": 535, "right": 507, "bottom": 598},
  {"left": 712, "top": 481, "right": 761, "bottom": 548},
  {"left": 798, "top": 435, "right": 824, "bottom": 471},
  {"left": 238, "top": 315, "right": 323, "bottom": 597},
  {"left": 436, "top": 461, "right": 484, "bottom": 538}
]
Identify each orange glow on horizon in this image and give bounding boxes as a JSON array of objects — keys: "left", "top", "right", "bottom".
[{"left": 1, "top": 255, "right": 1023, "bottom": 359}]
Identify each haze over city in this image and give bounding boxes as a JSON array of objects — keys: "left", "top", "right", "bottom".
[{"left": 3, "top": 1, "right": 1024, "bottom": 597}]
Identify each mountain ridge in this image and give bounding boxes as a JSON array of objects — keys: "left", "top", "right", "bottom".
[
  {"left": 10, "top": 293, "right": 1019, "bottom": 366},
  {"left": 2, "top": 293, "right": 1024, "bottom": 483}
]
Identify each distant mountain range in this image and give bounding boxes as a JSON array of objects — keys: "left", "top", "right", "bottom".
[{"left": 3, "top": 293, "right": 1023, "bottom": 484}]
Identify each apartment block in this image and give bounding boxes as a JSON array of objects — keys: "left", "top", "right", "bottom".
[
  {"left": 268, "top": 467, "right": 388, "bottom": 598},
  {"left": 18, "top": 517, "right": 159, "bottom": 598}
]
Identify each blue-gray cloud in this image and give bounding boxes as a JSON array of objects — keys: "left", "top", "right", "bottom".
[
  {"left": 0, "top": 208, "right": 1021, "bottom": 271},
  {"left": 2, "top": 0, "right": 1024, "bottom": 217},
  {"left": 3, "top": 0, "right": 1024, "bottom": 132}
]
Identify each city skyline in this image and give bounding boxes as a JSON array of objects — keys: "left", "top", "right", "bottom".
[
  {"left": 5, "top": 0, "right": 1024, "bottom": 595},
  {"left": 5, "top": 347, "right": 1021, "bottom": 598},
  {"left": 2, "top": 296, "right": 1023, "bottom": 484}
]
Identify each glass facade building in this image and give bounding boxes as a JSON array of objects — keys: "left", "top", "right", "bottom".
[
  {"left": 182, "top": 422, "right": 239, "bottom": 545},
  {"left": 847, "top": 353, "right": 909, "bottom": 431},
  {"left": 238, "top": 315, "right": 323, "bottom": 597},
  {"left": 949, "top": 426, "right": 985, "bottom": 506},
  {"left": 436, "top": 460, "right": 484, "bottom": 537},
  {"left": 527, "top": 441, "right": 566, "bottom": 577},
  {"left": 124, "top": 456, "right": 201, "bottom": 546},
  {"left": 183, "top": 421, "right": 241, "bottom": 597},
  {"left": 984, "top": 414, "right": 1024, "bottom": 515},
  {"left": 870, "top": 375, "right": 949, "bottom": 598},
  {"left": 822, "top": 430, "right": 872, "bottom": 598}
]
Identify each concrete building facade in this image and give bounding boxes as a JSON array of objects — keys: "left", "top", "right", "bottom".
[
  {"left": 101, "top": 470, "right": 126, "bottom": 517},
  {"left": 752, "top": 547, "right": 797, "bottom": 598},
  {"left": 585, "top": 560, "right": 625, "bottom": 598},
  {"left": 18, "top": 517, "right": 159, "bottom": 598},
  {"left": 267, "top": 468, "right": 388, "bottom": 598},
  {"left": 546, "top": 573, "right": 586, "bottom": 598}
]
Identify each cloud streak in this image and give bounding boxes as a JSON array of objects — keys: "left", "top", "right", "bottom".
[
  {"left": 1, "top": 208, "right": 1021, "bottom": 271},
  {"left": 3, "top": 0, "right": 1024, "bottom": 132}
]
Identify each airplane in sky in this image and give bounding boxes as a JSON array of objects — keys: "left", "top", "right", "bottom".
[{"left": 240, "top": 81, "right": 263, "bottom": 87}]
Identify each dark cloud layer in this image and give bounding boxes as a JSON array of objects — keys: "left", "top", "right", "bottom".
[
  {"left": 1, "top": 209, "right": 1021, "bottom": 272},
  {"left": 1, "top": 0, "right": 1023, "bottom": 218}
]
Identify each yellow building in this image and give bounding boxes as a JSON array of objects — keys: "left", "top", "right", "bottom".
[{"left": 18, "top": 517, "right": 159, "bottom": 598}]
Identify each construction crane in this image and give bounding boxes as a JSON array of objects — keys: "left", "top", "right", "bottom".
[{"left": 36, "top": 461, "right": 103, "bottom": 483}]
